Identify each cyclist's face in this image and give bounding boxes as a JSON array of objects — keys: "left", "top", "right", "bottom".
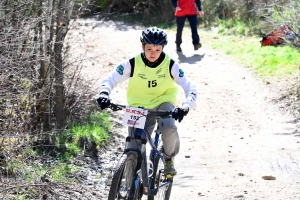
[{"left": 143, "top": 44, "right": 163, "bottom": 62}]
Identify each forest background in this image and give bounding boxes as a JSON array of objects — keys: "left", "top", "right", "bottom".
[{"left": 0, "top": 0, "right": 300, "bottom": 199}]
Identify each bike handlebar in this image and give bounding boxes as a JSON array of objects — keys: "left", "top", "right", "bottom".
[{"left": 108, "top": 103, "right": 173, "bottom": 119}]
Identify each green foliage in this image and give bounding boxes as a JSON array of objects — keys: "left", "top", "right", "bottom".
[
  {"left": 251, "top": 46, "right": 300, "bottom": 76},
  {"left": 5, "top": 158, "right": 79, "bottom": 183},
  {"left": 21, "top": 78, "right": 31, "bottom": 89},
  {"left": 217, "top": 19, "right": 261, "bottom": 36},
  {"left": 209, "top": 34, "right": 300, "bottom": 78},
  {"left": 49, "top": 163, "right": 80, "bottom": 182},
  {"left": 92, "top": 0, "right": 111, "bottom": 12},
  {"left": 201, "top": 0, "right": 257, "bottom": 27},
  {"left": 1, "top": 110, "right": 113, "bottom": 196},
  {"left": 56, "top": 111, "right": 112, "bottom": 158},
  {"left": 90, "top": 110, "right": 111, "bottom": 128},
  {"left": 217, "top": 19, "right": 236, "bottom": 29},
  {"left": 108, "top": 13, "right": 174, "bottom": 28},
  {"left": 95, "top": 0, "right": 111, "bottom": 7},
  {"left": 6, "top": 159, "right": 42, "bottom": 182},
  {"left": 95, "top": 0, "right": 174, "bottom": 26},
  {"left": 258, "top": 0, "right": 299, "bottom": 36}
]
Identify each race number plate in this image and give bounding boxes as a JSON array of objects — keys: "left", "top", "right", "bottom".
[{"left": 122, "top": 106, "right": 148, "bottom": 129}]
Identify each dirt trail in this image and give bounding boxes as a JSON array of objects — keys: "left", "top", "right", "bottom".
[
  {"left": 170, "top": 46, "right": 300, "bottom": 199},
  {"left": 66, "top": 17, "right": 300, "bottom": 199}
]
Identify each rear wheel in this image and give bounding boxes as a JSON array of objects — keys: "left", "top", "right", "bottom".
[
  {"left": 148, "top": 145, "right": 173, "bottom": 200},
  {"left": 108, "top": 151, "right": 142, "bottom": 200},
  {"left": 163, "top": 179, "right": 173, "bottom": 200}
]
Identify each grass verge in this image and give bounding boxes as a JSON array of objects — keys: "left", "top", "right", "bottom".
[
  {"left": 56, "top": 110, "right": 112, "bottom": 160},
  {"left": 1, "top": 110, "right": 113, "bottom": 190},
  {"left": 199, "top": 28, "right": 300, "bottom": 79}
]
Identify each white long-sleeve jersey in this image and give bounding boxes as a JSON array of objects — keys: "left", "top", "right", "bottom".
[{"left": 99, "top": 54, "right": 198, "bottom": 109}]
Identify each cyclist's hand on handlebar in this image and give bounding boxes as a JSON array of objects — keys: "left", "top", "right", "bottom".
[
  {"left": 172, "top": 106, "right": 189, "bottom": 123},
  {"left": 97, "top": 92, "right": 110, "bottom": 110}
]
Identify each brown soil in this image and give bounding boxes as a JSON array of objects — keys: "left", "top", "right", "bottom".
[{"left": 65, "top": 17, "right": 300, "bottom": 200}]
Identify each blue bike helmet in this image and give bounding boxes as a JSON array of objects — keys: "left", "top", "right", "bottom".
[{"left": 140, "top": 27, "right": 168, "bottom": 46}]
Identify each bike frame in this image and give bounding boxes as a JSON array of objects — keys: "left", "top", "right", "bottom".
[
  {"left": 124, "top": 126, "right": 172, "bottom": 197},
  {"left": 108, "top": 103, "right": 173, "bottom": 199}
]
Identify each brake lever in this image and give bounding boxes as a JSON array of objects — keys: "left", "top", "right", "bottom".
[{"left": 109, "top": 103, "right": 123, "bottom": 111}]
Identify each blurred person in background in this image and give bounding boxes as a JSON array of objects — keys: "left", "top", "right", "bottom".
[{"left": 171, "top": 0, "right": 204, "bottom": 52}]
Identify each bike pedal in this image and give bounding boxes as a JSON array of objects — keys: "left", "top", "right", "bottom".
[{"left": 165, "top": 174, "right": 174, "bottom": 179}]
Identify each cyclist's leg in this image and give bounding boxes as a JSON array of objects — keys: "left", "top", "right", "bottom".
[
  {"left": 156, "top": 103, "right": 179, "bottom": 176},
  {"left": 156, "top": 102, "right": 179, "bottom": 159}
]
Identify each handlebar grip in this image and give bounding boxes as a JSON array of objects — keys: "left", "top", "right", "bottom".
[{"left": 109, "top": 103, "right": 124, "bottom": 111}]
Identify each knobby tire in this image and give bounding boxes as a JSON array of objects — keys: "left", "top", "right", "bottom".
[
  {"left": 148, "top": 145, "right": 173, "bottom": 200},
  {"left": 108, "top": 151, "right": 142, "bottom": 200}
]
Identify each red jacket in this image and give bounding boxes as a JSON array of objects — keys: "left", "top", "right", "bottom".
[{"left": 173, "top": 0, "right": 200, "bottom": 16}]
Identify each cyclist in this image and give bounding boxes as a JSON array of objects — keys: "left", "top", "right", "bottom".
[{"left": 97, "top": 26, "right": 198, "bottom": 177}]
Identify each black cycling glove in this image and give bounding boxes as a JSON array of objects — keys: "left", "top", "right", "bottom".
[
  {"left": 172, "top": 106, "right": 189, "bottom": 123},
  {"left": 97, "top": 92, "right": 111, "bottom": 110}
]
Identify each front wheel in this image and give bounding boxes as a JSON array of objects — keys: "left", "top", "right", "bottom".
[
  {"left": 148, "top": 145, "right": 173, "bottom": 200},
  {"left": 108, "top": 151, "right": 142, "bottom": 200}
]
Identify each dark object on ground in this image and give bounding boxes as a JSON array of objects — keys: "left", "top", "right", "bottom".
[{"left": 260, "top": 25, "right": 295, "bottom": 46}]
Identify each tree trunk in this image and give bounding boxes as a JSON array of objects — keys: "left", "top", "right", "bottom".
[
  {"left": 39, "top": 0, "right": 51, "bottom": 132},
  {"left": 54, "top": 0, "right": 68, "bottom": 130}
]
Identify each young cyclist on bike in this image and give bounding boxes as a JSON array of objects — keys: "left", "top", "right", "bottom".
[{"left": 97, "top": 26, "right": 198, "bottom": 177}]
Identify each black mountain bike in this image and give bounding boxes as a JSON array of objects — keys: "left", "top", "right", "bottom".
[{"left": 107, "top": 103, "right": 174, "bottom": 200}]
